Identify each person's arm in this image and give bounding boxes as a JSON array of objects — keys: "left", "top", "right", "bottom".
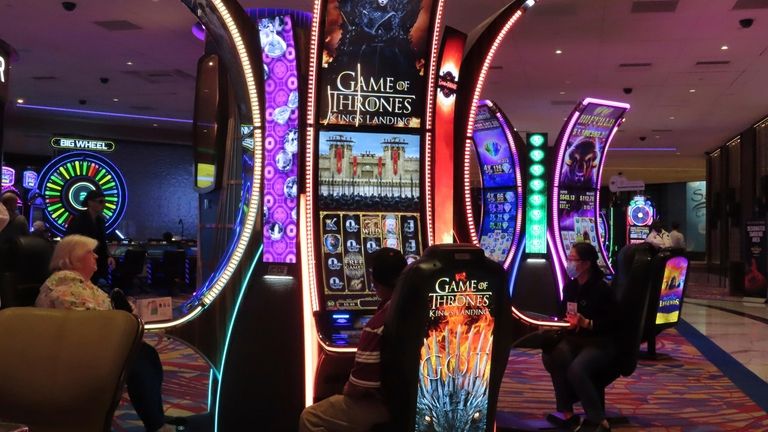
[{"left": 343, "top": 309, "right": 386, "bottom": 399}]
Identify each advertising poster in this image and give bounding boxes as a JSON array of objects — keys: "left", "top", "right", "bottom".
[
  {"left": 472, "top": 103, "right": 517, "bottom": 188},
  {"left": 416, "top": 271, "right": 494, "bottom": 431},
  {"left": 320, "top": 211, "right": 421, "bottom": 309},
  {"left": 259, "top": 15, "right": 300, "bottom": 263},
  {"left": 656, "top": 256, "right": 689, "bottom": 324},
  {"left": 745, "top": 220, "right": 767, "bottom": 297},
  {"left": 319, "top": 0, "right": 434, "bottom": 128},
  {"left": 685, "top": 181, "right": 706, "bottom": 252},
  {"left": 318, "top": 130, "right": 420, "bottom": 211},
  {"left": 558, "top": 103, "right": 625, "bottom": 188}
]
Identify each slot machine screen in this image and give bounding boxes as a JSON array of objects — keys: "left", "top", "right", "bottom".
[{"left": 318, "top": 130, "right": 421, "bottom": 311}]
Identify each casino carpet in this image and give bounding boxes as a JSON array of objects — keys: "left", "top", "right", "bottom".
[
  {"left": 112, "top": 333, "right": 211, "bottom": 432},
  {"left": 497, "top": 327, "right": 768, "bottom": 431}
]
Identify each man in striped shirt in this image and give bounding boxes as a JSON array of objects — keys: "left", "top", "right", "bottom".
[{"left": 299, "top": 247, "right": 407, "bottom": 432}]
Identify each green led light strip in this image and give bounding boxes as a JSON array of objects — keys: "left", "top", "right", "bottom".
[{"left": 525, "top": 133, "right": 547, "bottom": 254}]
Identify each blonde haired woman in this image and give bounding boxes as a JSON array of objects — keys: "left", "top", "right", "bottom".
[{"left": 36, "top": 235, "right": 173, "bottom": 432}]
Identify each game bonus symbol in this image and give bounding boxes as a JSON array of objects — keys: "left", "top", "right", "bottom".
[{"left": 37, "top": 151, "right": 127, "bottom": 236}]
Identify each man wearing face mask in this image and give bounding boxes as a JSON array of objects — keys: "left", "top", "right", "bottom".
[{"left": 542, "top": 243, "right": 618, "bottom": 432}]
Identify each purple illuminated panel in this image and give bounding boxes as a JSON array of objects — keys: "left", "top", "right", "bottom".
[
  {"left": 1, "top": 166, "right": 14, "bottom": 186},
  {"left": 552, "top": 98, "right": 628, "bottom": 274},
  {"left": 260, "top": 15, "right": 300, "bottom": 263}
]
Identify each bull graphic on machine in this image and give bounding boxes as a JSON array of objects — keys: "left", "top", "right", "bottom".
[{"left": 561, "top": 138, "right": 599, "bottom": 188}]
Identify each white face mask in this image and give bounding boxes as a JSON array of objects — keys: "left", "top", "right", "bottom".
[{"left": 566, "top": 261, "right": 580, "bottom": 279}]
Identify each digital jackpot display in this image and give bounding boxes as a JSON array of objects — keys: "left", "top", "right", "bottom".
[
  {"left": 470, "top": 101, "right": 522, "bottom": 266},
  {"left": 655, "top": 256, "right": 688, "bottom": 324},
  {"left": 259, "top": 14, "right": 300, "bottom": 263},
  {"left": 553, "top": 99, "right": 628, "bottom": 271},
  {"left": 37, "top": 152, "right": 127, "bottom": 236},
  {"left": 416, "top": 270, "right": 495, "bottom": 432},
  {"left": 627, "top": 194, "right": 655, "bottom": 244},
  {"left": 318, "top": 130, "right": 422, "bottom": 308},
  {"left": 318, "top": 0, "right": 434, "bottom": 128}
]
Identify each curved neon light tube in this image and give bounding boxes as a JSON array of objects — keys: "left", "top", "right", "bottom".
[
  {"left": 510, "top": 305, "right": 570, "bottom": 328},
  {"left": 149, "top": 0, "right": 264, "bottom": 329},
  {"left": 550, "top": 110, "right": 580, "bottom": 276},
  {"left": 214, "top": 244, "right": 262, "bottom": 432}
]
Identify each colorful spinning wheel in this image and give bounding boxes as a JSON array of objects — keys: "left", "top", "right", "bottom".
[{"left": 37, "top": 152, "right": 128, "bottom": 236}]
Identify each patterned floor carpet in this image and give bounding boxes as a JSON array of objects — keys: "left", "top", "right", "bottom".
[
  {"left": 498, "top": 328, "right": 768, "bottom": 431},
  {"left": 112, "top": 333, "right": 210, "bottom": 432}
]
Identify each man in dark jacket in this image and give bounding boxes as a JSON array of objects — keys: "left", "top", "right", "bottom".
[{"left": 66, "top": 188, "right": 115, "bottom": 284}]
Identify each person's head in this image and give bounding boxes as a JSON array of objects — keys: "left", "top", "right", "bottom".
[
  {"left": 82, "top": 189, "right": 106, "bottom": 214},
  {"left": 377, "top": 0, "right": 389, "bottom": 7},
  {"left": 671, "top": 222, "right": 680, "bottom": 231},
  {"left": 1, "top": 192, "right": 19, "bottom": 215},
  {"left": 566, "top": 242, "right": 601, "bottom": 281},
  {"left": 50, "top": 234, "right": 99, "bottom": 279},
  {"left": 32, "top": 220, "right": 47, "bottom": 232},
  {"left": 651, "top": 220, "right": 663, "bottom": 233},
  {"left": 367, "top": 247, "right": 407, "bottom": 302}
]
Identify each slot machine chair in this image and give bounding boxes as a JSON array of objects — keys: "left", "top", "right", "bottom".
[
  {"left": 0, "top": 235, "right": 53, "bottom": 308},
  {"left": 0, "top": 308, "right": 143, "bottom": 432},
  {"left": 114, "top": 248, "right": 148, "bottom": 295},
  {"left": 641, "top": 248, "right": 688, "bottom": 359},
  {"left": 381, "top": 244, "right": 512, "bottom": 432},
  {"left": 583, "top": 243, "right": 655, "bottom": 424}
]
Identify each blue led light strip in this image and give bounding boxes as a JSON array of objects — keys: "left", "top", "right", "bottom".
[{"left": 16, "top": 103, "right": 193, "bottom": 124}]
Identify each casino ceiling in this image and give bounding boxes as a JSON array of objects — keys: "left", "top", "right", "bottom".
[{"left": 2, "top": 0, "right": 768, "bottom": 184}]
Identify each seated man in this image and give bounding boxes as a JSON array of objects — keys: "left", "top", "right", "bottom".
[{"left": 299, "top": 247, "right": 408, "bottom": 432}]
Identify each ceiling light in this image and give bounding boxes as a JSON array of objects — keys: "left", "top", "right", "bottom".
[
  {"left": 689, "top": 89, "right": 696, "bottom": 93},
  {"left": 721, "top": 45, "right": 728, "bottom": 50},
  {"left": 152, "top": 123, "right": 158, "bottom": 127},
  {"left": 555, "top": 49, "right": 563, "bottom": 54},
  {"left": 669, "top": 116, "right": 675, "bottom": 120},
  {"left": 112, "top": 98, "right": 119, "bottom": 102},
  {"left": 126, "top": 61, "right": 133, "bottom": 65},
  {"left": 559, "top": 91, "right": 566, "bottom": 95},
  {"left": 16, "top": 98, "right": 24, "bottom": 104},
  {"left": 655, "top": 135, "right": 660, "bottom": 139}
]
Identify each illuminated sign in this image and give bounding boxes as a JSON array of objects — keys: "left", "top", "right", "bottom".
[
  {"left": 0, "top": 54, "right": 6, "bottom": 84},
  {"left": 416, "top": 271, "right": 494, "bottom": 431},
  {"left": 552, "top": 98, "right": 629, "bottom": 271},
  {"left": 51, "top": 137, "right": 115, "bottom": 152},
  {"left": 1, "top": 166, "right": 14, "bottom": 186},
  {"left": 655, "top": 256, "right": 688, "bottom": 324},
  {"left": 525, "top": 133, "right": 547, "bottom": 254},
  {"left": 471, "top": 101, "right": 523, "bottom": 268},
  {"left": 318, "top": 0, "right": 435, "bottom": 128},
  {"left": 22, "top": 170, "right": 37, "bottom": 189},
  {"left": 259, "top": 14, "right": 300, "bottom": 264},
  {"left": 627, "top": 194, "right": 655, "bottom": 244}
]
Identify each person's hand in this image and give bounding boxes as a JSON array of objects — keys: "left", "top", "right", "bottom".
[
  {"left": 565, "top": 312, "right": 579, "bottom": 329},
  {"left": 108, "top": 256, "right": 116, "bottom": 270}
]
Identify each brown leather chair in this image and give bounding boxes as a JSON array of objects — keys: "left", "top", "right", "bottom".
[{"left": 0, "top": 308, "right": 143, "bottom": 432}]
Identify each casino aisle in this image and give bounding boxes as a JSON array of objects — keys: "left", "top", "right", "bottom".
[{"left": 496, "top": 268, "right": 768, "bottom": 431}]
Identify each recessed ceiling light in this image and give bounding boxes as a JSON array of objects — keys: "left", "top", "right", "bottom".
[
  {"left": 676, "top": 152, "right": 680, "bottom": 155},
  {"left": 16, "top": 98, "right": 24, "bottom": 104},
  {"left": 208, "top": 61, "right": 214, "bottom": 66},
  {"left": 689, "top": 89, "right": 696, "bottom": 93},
  {"left": 655, "top": 135, "right": 660, "bottom": 139},
  {"left": 721, "top": 45, "right": 728, "bottom": 50},
  {"left": 559, "top": 91, "right": 566, "bottom": 95},
  {"left": 126, "top": 61, "right": 133, "bottom": 65},
  {"left": 113, "top": 98, "right": 119, "bottom": 102},
  {"left": 555, "top": 49, "right": 563, "bottom": 54},
  {"left": 669, "top": 116, "right": 675, "bottom": 120},
  {"left": 152, "top": 123, "right": 158, "bottom": 127}
]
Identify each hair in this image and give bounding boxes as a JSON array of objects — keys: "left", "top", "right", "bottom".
[
  {"left": 671, "top": 221, "right": 680, "bottom": 230},
  {"left": 651, "top": 219, "right": 664, "bottom": 232},
  {"left": 571, "top": 242, "right": 603, "bottom": 278},
  {"left": 50, "top": 234, "right": 98, "bottom": 272},
  {"left": 369, "top": 247, "right": 407, "bottom": 289}
]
